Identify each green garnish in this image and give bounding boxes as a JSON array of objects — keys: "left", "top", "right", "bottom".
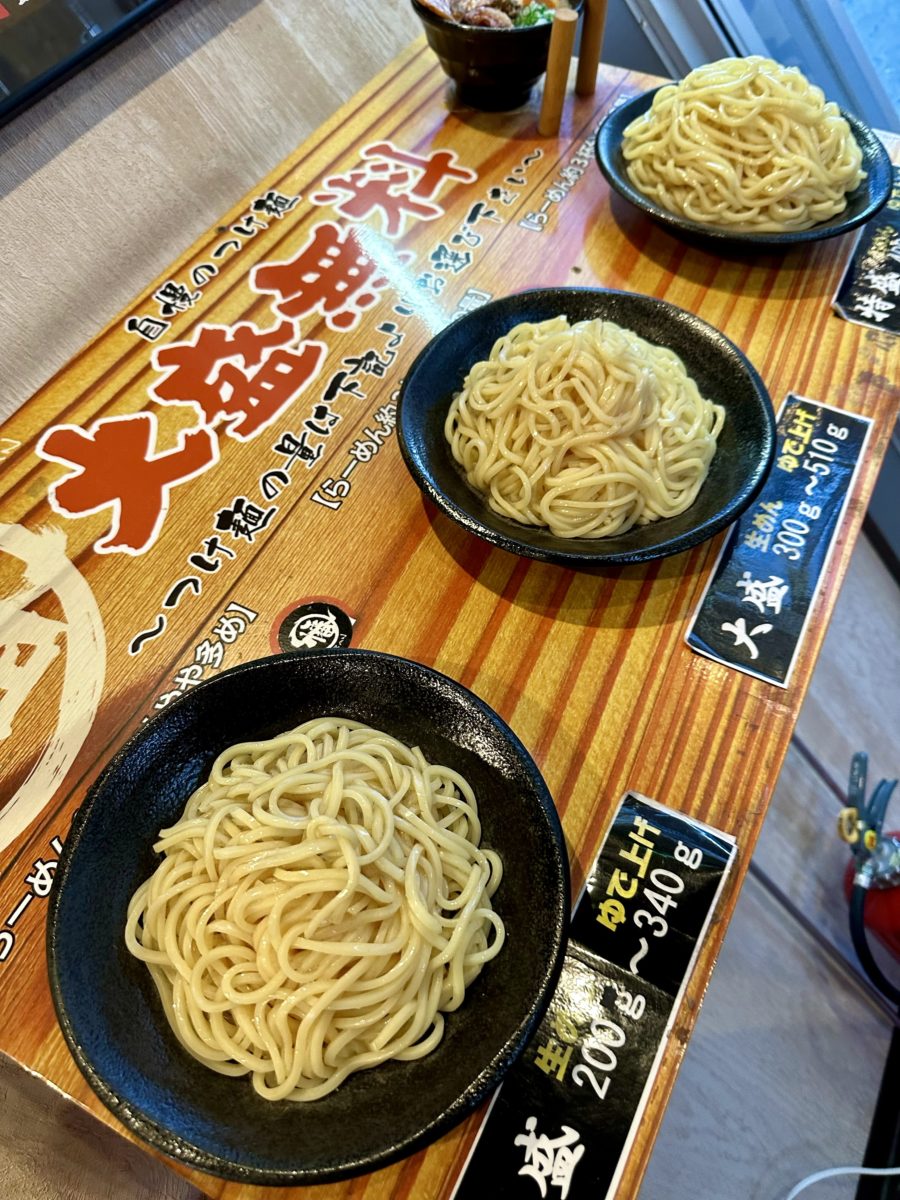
[{"left": 515, "top": 2, "right": 554, "bottom": 27}]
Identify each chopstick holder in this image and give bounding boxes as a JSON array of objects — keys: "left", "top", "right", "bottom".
[
  {"left": 575, "top": 0, "right": 607, "bottom": 96},
  {"left": 538, "top": 8, "right": 579, "bottom": 137}
]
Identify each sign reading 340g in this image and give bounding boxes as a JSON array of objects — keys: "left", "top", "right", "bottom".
[
  {"left": 452, "top": 794, "right": 735, "bottom": 1200},
  {"left": 568, "top": 795, "right": 735, "bottom": 997}
]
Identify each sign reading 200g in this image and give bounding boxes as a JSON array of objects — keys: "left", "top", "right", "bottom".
[{"left": 451, "top": 793, "right": 736, "bottom": 1200}]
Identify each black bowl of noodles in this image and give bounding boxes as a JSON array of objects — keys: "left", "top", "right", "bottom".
[
  {"left": 397, "top": 287, "right": 776, "bottom": 567},
  {"left": 46, "top": 649, "right": 569, "bottom": 1186},
  {"left": 595, "top": 86, "right": 892, "bottom": 248}
]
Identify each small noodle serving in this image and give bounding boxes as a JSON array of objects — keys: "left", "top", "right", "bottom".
[
  {"left": 621, "top": 56, "right": 865, "bottom": 232},
  {"left": 125, "top": 719, "right": 504, "bottom": 1102},
  {"left": 444, "top": 315, "right": 724, "bottom": 538}
]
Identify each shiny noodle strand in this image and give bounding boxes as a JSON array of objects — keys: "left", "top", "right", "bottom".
[
  {"left": 125, "top": 719, "right": 505, "bottom": 1102},
  {"left": 621, "top": 56, "right": 865, "bottom": 232},
  {"left": 445, "top": 315, "right": 724, "bottom": 538}
]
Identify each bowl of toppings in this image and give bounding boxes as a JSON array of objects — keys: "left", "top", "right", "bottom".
[
  {"left": 411, "top": 0, "right": 582, "bottom": 110},
  {"left": 595, "top": 56, "right": 892, "bottom": 247},
  {"left": 47, "top": 649, "right": 569, "bottom": 1185},
  {"left": 397, "top": 287, "right": 777, "bottom": 567}
]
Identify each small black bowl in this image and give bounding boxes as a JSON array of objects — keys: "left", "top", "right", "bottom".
[
  {"left": 596, "top": 87, "right": 893, "bottom": 248},
  {"left": 397, "top": 287, "right": 776, "bottom": 567},
  {"left": 412, "top": 0, "right": 583, "bottom": 111},
  {"left": 47, "top": 649, "right": 569, "bottom": 1186}
]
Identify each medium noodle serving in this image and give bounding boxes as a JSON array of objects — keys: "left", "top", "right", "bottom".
[
  {"left": 125, "top": 719, "right": 504, "bottom": 1102},
  {"left": 621, "top": 56, "right": 866, "bottom": 232},
  {"left": 444, "top": 315, "right": 725, "bottom": 538}
]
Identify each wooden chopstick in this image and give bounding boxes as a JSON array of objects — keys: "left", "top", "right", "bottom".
[
  {"left": 575, "top": 0, "right": 607, "bottom": 96},
  {"left": 538, "top": 8, "right": 578, "bottom": 136}
]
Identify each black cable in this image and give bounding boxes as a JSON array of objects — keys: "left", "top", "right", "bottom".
[
  {"left": 849, "top": 886, "right": 900, "bottom": 1008},
  {"left": 748, "top": 859, "right": 900, "bottom": 1028}
]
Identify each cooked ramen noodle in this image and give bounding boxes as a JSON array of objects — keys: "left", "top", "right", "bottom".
[
  {"left": 621, "top": 56, "right": 865, "bottom": 231},
  {"left": 444, "top": 315, "right": 724, "bottom": 538},
  {"left": 125, "top": 719, "right": 504, "bottom": 1102}
]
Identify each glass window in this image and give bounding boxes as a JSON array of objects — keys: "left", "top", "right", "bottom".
[{"left": 623, "top": 0, "right": 899, "bottom": 128}]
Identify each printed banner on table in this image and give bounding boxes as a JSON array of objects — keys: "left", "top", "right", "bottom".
[
  {"left": 452, "top": 793, "right": 736, "bottom": 1200},
  {"left": 686, "top": 396, "right": 872, "bottom": 688},
  {"left": 0, "top": 134, "right": 558, "bottom": 865}
]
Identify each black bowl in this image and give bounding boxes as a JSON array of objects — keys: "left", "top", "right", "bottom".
[
  {"left": 411, "top": 0, "right": 583, "bottom": 110},
  {"left": 596, "top": 87, "right": 892, "bottom": 248},
  {"left": 47, "top": 649, "right": 569, "bottom": 1186},
  {"left": 397, "top": 287, "right": 776, "bottom": 567}
]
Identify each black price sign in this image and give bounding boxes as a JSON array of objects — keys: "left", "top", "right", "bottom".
[
  {"left": 451, "top": 794, "right": 736, "bottom": 1200},
  {"left": 569, "top": 795, "right": 735, "bottom": 998},
  {"left": 687, "top": 396, "right": 871, "bottom": 688},
  {"left": 833, "top": 165, "right": 900, "bottom": 333}
]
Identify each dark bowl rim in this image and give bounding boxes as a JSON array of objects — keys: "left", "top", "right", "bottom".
[
  {"left": 594, "top": 86, "right": 893, "bottom": 247},
  {"left": 396, "top": 285, "right": 777, "bottom": 566},
  {"left": 410, "top": 0, "right": 583, "bottom": 34},
  {"left": 46, "top": 647, "right": 570, "bottom": 1186}
]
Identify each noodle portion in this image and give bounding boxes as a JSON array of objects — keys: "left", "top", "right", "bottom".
[
  {"left": 125, "top": 719, "right": 504, "bottom": 1102},
  {"left": 621, "top": 56, "right": 865, "bottom": 232},
  {"left": 444, "top": 315, "right": 724, "bottom": 538}
]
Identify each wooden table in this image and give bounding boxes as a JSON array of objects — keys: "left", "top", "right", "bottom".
[{"left": 1, "top": 38, "right": 898, "bottom": 1200}]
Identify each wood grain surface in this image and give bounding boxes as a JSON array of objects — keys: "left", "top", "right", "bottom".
[
  {"left": 3, "top": 534, "right": 895, "bottom": 1200},
  {"left": 1, "top": 33, "right": 899, "bottom": 1200}
]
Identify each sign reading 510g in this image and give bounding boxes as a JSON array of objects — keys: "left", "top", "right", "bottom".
[{"left": 687, "top": 396, "right": 872, "bottom": 689}]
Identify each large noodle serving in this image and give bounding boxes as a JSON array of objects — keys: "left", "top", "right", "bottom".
[
  {"left": 621, "top": 56, "right": 865, "bottom": 232},
  {"left": 125, "top": 719, "right": 504, "bottom": 1102},
  {"left": 444, "top": 315, "right": 724, "bottom": 538}
]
